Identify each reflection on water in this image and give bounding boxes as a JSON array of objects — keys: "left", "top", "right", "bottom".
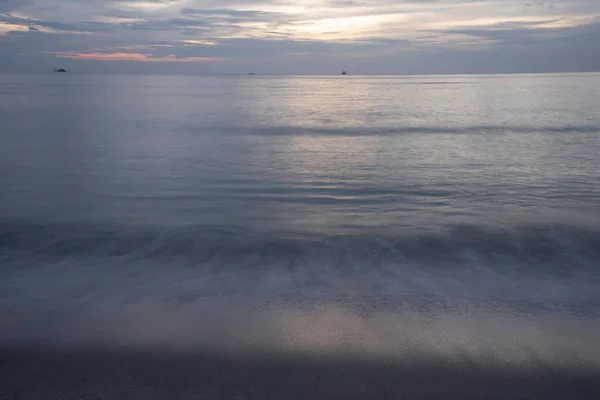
[
  {"left": 1, "top": 73, "right": 599, "bottom": 232},
  {"left": 2, "top": 308, "right": 600, "bottom": 370}
]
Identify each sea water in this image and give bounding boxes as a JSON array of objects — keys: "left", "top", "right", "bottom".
[{"left": 1, "top": 73, "right": 599, "bottom": 367}]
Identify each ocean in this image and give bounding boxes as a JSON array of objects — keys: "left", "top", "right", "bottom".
[{"left": 1, "top": 72, "right": 600, "bottom": 398}]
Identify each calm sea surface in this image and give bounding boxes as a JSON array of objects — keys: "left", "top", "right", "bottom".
[{"left": 1, "top": 73, "right": 600, "bottom": 364}]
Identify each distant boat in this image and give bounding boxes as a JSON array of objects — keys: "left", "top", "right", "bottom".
[
  {"left": 53, "top": 68, "right": 68, "bottom": 73},
  {"left": 248, "top": 72, "right": 256, "bottom": 75},
  {"left": 341, "top": 70, "right": 347, "bottom": 75}
]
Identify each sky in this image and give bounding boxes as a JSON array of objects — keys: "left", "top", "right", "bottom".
[{"left": 0, "top": 0, "right": 599, "bottom": 74}]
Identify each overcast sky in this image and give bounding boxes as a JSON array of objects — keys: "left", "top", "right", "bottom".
[{"left": 0, "top": 0, "right": 598, "bottom": 74}]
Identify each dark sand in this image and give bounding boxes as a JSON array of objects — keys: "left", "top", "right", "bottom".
[{"left": 1, "top": 346, "right": 599, "bottom": 400}]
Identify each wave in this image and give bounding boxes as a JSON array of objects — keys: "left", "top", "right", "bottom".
[
  {"left": 196, "top": 124, "right": 600, "bottom": 137},
  {"left": 2, "top": 221, "right": 599, "bottom": 316},
  {"left": 2, "top": 221, "right": 600, "bottom": 269}
]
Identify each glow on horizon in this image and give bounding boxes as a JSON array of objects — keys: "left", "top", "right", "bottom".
[{"left": 192, "top": 1, "right": 593, "bottom": 42}]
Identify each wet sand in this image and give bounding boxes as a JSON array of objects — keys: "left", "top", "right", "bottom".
[{"left": 2, "top": 346, "right": 600, "bottom": 400}]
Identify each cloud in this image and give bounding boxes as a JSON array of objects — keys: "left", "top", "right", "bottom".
[
  {"left": 435, "top": 17, "right": 600, "bottom": 48},
  {"left": 51, "top": 51, "right": 217, "bottom": 62},
  {"left": 0, "top": 0, "right": 33, "bottom": 13},
  {"left": 0, "top": 0, "right": 599, "bottom": 73},
  {"left": 180, "top": 8, "right": 288, "bottom": 20}
]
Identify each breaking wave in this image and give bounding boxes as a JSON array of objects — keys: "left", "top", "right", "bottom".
[{"left": 1, "top": 221, "right": 599, "bottom": 316}]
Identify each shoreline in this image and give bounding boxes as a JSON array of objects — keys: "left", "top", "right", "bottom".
[{"left": 2, "top": 345, "right": 600, "bottom": 399}]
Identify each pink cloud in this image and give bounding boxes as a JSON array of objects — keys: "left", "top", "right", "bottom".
[{"left": 51, "top": 52, "right": 218, "bottom": 62}]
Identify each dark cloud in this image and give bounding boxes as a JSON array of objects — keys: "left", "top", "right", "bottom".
[
  {"left": 0, "top": 0, "right": 31, "bottom": 12},
  {"left": 437, "top": 19, "right": 600, "bottom": 48},
  {"left": 180, "top": 8, "right": 287, "bottom": 19},
  {"left": 524, "top": 1, "right": 555, "bottom": 9},
  {"left": 176, "top": 8, "right": 296, "bottom": 29},
  {"left": 326, "top": 0, "right": 366, "bottom": 6},
  {"left": 0, "top": 13, "right": 114, "bottom": 33}
]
